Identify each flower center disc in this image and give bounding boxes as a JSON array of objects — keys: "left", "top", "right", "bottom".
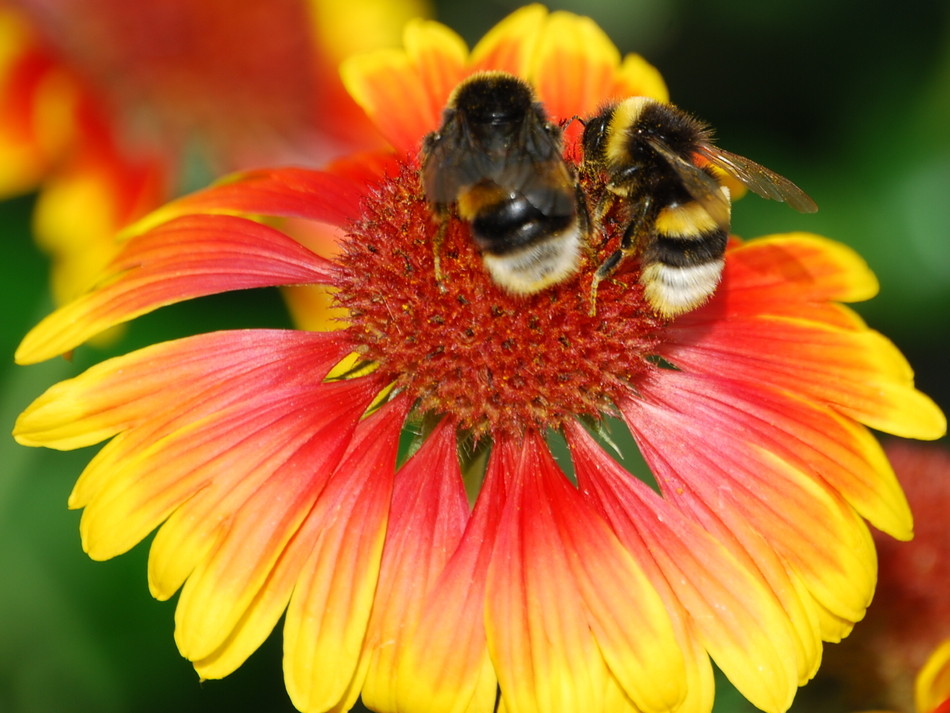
[{"left": 334, "top": 161, "right": 664, "bottom": 437}]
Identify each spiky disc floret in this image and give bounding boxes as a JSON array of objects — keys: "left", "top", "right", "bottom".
[{"left": 334, "top": 163, "right": 664, "bottom": 437}]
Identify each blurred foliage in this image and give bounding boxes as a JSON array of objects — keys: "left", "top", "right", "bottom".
[{"left": 2, "top": 1, "right": 948, "bottom": 712}]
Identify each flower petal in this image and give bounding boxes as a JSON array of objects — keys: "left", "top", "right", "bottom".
[
  {"left": 469, "top": 4, "right": 547, "bottom": 76},
  {"left": 97, "top": 376, "right": 372, "bottom": 588},
  {"left": 655, "top": 353, "right": 912, "bottom": 540},
  {"left": 102, "top": 375, "right": 378, "bottom": 588},
  {"left": 15, "top": 329, "right": 350, "bottom": 452},
  {"left": 625, "top": 370, "right": 879, "bottom": 642},
  {"left": 485, "top": 432, "right": 687, "bottom": 713},
  {"left": 282, "top": 399, "right": 406, "bottom": 713},
  {"left": 484, "top": 434, "right": 611, "bottom": 713},
  {"left": 671, "top": 313, "right": 944, "bottom": 439},
  {"left": 15, "top": 327, "right": 388, "bottom": 685},
  {"left": 15, "top": 215, "right": 335, "bottom": 364},
  {"left": 32, "top": 145, "right": 166, "bottom": 303},
  {"left": 342, "top": 18, "right": 467, "bottom": 154},
  {"left": 720, "top": 234, "right": 880, "bottom": 307},
  {"left": 568, "top": 422, "right": 805, "bottom": 713},
  {"left": 389, "top": 429, "right": 506, "bottom": 713},
  {"left": 359, "top": 417, "right": 471, "bottom": 713},
  {"left": 612, "top": 52, "right": 669, "bottom": 104},
  {"left": 667, "top": 235, "right": 947, "bottom": 440},
  {"left": 541, "top": 444, "right": 691, "bottom": 712},
  {"left": 0, "top": 9, "right": 78, "bottom": 194},
  {"left": 917, "top": 638, "right": 950, "bottom": 713},
  {"left": 169, "top": 377, "right": 386, "bottom": 661},
  {"left": 190, "top": 394, "right": 412, "bottom": 684},
  {"left": 130, "top": 163, "right": 387, "bottom": 236},
  {"left": 527, "top": 10, "right": 623, "bottom": 120}
]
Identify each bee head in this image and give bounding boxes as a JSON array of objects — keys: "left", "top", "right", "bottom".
[
  {"left": 581, "top": 107, "right": 613, "bottom": 165},
  {"left": 452, "top": 72, "right": 534, "bottom": 130}
]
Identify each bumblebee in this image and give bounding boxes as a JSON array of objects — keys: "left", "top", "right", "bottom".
[
  {"left": 582, "top": 96, "right": 817, "bottom": 317},
  {"left": 421, "top": 71, "right": 587, "bottom": 294}
]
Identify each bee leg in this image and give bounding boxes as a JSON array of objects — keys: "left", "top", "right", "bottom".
[
  {"left": 592, "top": 192, "right": 615, "bottom": 224},
  {"left": 432, "top": 219, "right": 448, "bottom": 293},
  {"left": 575, "top": 184, "right": 596, "bottom": 263},
  {"left": 588, "top": 250, "right": 624, "bottom": 315},
  {"left": 588, "top": 195, "right": 652, "bottom": 315}
]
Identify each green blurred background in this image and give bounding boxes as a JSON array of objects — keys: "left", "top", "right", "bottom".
[{"left": 2, "top": 1, "right": 948, "bottom": 712}]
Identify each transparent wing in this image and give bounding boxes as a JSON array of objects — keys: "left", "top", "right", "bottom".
[
  {"left": 645, "top": 135, "right": 732, "bottom": 231},
  {"left": 421, "top": 119, "right": 494, "bottom": 206},
  {"left": 423, "top": 112, "right": 574, "bottom": 218},
  {"left": 697, "top": 144, "right": 818, "bottom": 213}
]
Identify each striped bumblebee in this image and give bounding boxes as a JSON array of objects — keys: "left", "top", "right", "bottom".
[
  {"left": 582, "top": 96, "right": 817, "bottom": 317},
  {"left": 421, "top": 71, "right": 588, "bottom": 294}
]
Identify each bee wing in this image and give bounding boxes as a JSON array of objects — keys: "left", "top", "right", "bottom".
[
  {"left": 697, "top": 145, "right": 818, "bottom": 213},
  {"left": 645, "top": 135, "right": 732, "bottom": 231},
  {"left": 498, "top": 119, "right": 577, "bottom": 217},
  {"left": 422, "top": 121, "right": 496, "bottom": 206}
]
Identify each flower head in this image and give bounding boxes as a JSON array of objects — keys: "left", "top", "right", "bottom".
[{"left": 13, "top": 6, "right": 947, "bottom": 713}]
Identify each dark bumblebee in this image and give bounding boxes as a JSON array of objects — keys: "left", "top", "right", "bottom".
[
  {"left": 421, "top": 71, "right": 587, "bottom": 294},
  {"left": 582, "top": 96, "right": 817, "bottom": 317}
]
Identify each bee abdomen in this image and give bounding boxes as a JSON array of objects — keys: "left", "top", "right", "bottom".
[
  {"left": 469, "top": 193, "right": 575, "bottom": 255},
  {"left": 640, "top": 257, "right": 724, "bottom": 317},
  {"left": 640, "top": 226, "right": 727, "bottom": 317},
  {"left": 647, "top": 229, "right": 727, "bottom": 266},
  {"left": 481, "top": 221, "right": 584, "bottom": 294}
]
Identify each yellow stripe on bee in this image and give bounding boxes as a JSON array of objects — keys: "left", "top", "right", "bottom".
[
  {"left": 605, "top": 96, "right": 652, "bottom": 167},
  {"left": 457, "top": 183, "right": 507, "bottom": 221},
  {"left": 655, "top": 198, "right": 728, "bottom": 238}
]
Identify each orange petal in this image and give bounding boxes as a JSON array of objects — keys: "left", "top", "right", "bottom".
[
  {"left": 342, "top": 19, "right": 468, "bottom": 154},
  {"left": 538, "top": 439, "right": 690, "bottom": 712},
  {"left": 624, "top": 370, "right": 879, "bottom": 641},
  {"left": 191, "top": 394, "right": 412, "bottom": 684},
  {"left": 668, "top": 236, "right": 946, "bottom": 440},
  {"left": 169, "top": 380, "right": 381, "bottom": 659},
  {"left": 104, "top": 377, "right": 377, "bottom": 593},
  {"left": 32, "top": 144, "right": 166, "bottom": 302},
  {"left": 611, "top": 52, "right": 669, "bottom": 103},
  {"left": 485, "top": 432, "right": 687, "bottom": 713},
  {"left": 359, "top": 418, "right": 471, "bottom": 713},
  {"left": 669, "top": 313, "right": 945, "bottom": 440},
  {"left": 16, "top": 214, "right": 335, "bottom": 364},
  {"left": 282, "top": 400, "right": 406, "bottom": 713},
  {"left": 0, "top": 9, "right": 79, "bottom": 194},
  {"left": 568, "top": 423, "right": 807, "bottom": 712},
  {"left": 129, "top": 163, "right": 379, "bottom": 237},
  {"left": 655, "top": 356, "right": 912, "bottom": 540},
  {"left": 469, "top": 5, "right": 547, "bottom": 76},
  {"left": 485, "top": 435, "right": 612, "bottom": 713},
  {"left": 470, "top": 6, "right": 667, "bottom": 123},
  {"left": 917, "top": 639, "right": 950, "bottom": 713},
  {"left": 723, "top": 233, "right": 880, "bottom": 306},
  {"left": 527, "top": 10, "right": 623, "bottom": 120},
  {"left": 15, "top": 329, "right": 350, "bottom": 453},
  {"left": 389, "top": 429, "right": 506, "bottom": 713}
]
